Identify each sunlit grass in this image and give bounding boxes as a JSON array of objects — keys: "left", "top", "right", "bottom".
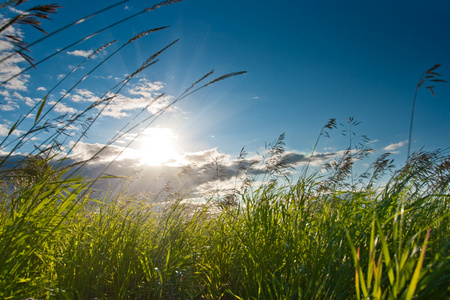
[{"left": 1, "top": 157, "right": 449, "bottom": 299}]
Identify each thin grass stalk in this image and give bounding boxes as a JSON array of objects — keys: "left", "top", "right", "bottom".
[
  {"left": 33, "top": 40, "right": 118, "bottom": 123},
  {"left": 59, "top": 53, "right": 175, "bottom": 173},
  {"left": 0, "top": 28, "right": 165, "bottom": 168},
  {"left": 0, "top": 4, "right": 61, "bottom": 34},
  {"left": 0, "top": 3, "right": 62, "bottom": 69},
  {"left": 76, "top": 70, "right": 247, "bottom": 197},
  {"left": 0, "top": 0, "right": 28, "bottom": 10},
  {"left": 57, "top": 39, "right": 179, "bottom": 159},
  {"left": 1, "top": 29, "right": 169, "bottom": 167},
  {"left": 406, "top": 81, "right": 421, "bottom": 162},
  {"left": 88, "top": 69, "right": 244, "bottom": 163},
  {"left": 406, "top": 64, "right": 447, "bottom": 162},
  {"left": 0, "top": 171, "right": 89, "bottom": 297},
  {"left": 302, "top": 118, "right": 337, "bottom": 177},
  {"left": 0, "top": 40, "right": 117, "bottom": 150},
  {"left": 37, "top": 27, "right": 167, "bottom": 124},
  {"left": 0, "top": 0, "right": 184, "bottom": 87},
  {"left": 23, "top": 68, "right": 234, "bottom": 210},
  {"left": 64, "top": 38, "right": 180, "bottom": 144},
  {"left": 0, "top": 0, "right": 129, "bottom": 66}
]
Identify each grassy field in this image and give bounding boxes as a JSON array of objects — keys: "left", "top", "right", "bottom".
[
  {"left": 0, "top": 1, "right": 449, "bottom": 299},
  {"left": 0, "top": 151, "right": 449, "bottom": 299}
]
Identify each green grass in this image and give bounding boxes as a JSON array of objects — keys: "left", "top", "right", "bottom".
[
  {"left": 0, "top": 1, "right": 449, "bottom": 299},
  {"left": 0, "top": 155, "right": 449, "bottom": 299}
]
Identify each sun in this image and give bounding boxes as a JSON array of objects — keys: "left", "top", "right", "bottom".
[{"left": 135, "top": 127, "right": 182, "bottom": 166}]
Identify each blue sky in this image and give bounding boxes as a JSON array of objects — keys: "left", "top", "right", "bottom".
[{"left": 1, "top": 0, "right": 449, "bottom": 196}]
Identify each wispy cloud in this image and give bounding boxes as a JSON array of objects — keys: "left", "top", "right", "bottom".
[
  {"left": 6, "top": 6, "right": 24, "bottom": 14},
  {"left": 12, "top": 91, "right": 35, "bottom": 106},
  {"left": 70, "top": 89, "right": 100, "bottom": 102},
  {"left": 67, "top": 49, "right": 93, "bottom": 57},
  {"left": 98, "top": 79, "right": 174, "bottom": 118},
  {"left": 48, "top": 100, "right": 78, "bottom": 114},
  {"left": 0, "top": 88, "right": 35, "bottom": 111},
  {"left": 384, "top": 141, "right": 406, "bottom": 153},
  {"left": 0, "top": 102, "right": 19, "bottom": 111},
  {"left": 128, "top": 80, "right": 164, "bottom": 96}
]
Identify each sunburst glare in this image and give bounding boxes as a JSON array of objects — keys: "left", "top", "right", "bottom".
[{"left": 135, "top": 127, "right": 183, "bottom": 166}]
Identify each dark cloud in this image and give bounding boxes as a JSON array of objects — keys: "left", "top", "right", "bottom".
[
  {"left": 68, "top": 141, "right": 138, "bottom": 164},
  {"left": 281, "top": 152, "right": 308, "bottom": 165},
  {"left": 183, "top": 148, "right": 226, "bottom": 165}
]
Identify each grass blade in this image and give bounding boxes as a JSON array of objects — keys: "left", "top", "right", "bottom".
[{"left": 34, "top": 93, "right": 48, "bottom": 125}]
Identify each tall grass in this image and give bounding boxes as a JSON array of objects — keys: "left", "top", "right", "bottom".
[
  {"left": 2, "top": 157, "right": 449, "bottom": 299},
  {"left": 0, "top": 1, "right": 449, "bottom": 299}
]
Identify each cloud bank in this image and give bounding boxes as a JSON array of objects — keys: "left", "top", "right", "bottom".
[{"left": 61, "top": 139, "right": 345, "bottom": 200}]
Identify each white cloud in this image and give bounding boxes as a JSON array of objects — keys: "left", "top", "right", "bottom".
[
  {"left": 70, "top": 89, "right": 100, "bottom": 102},
  {"left": 128, "top": 80, "right": 164, "bottom": 96},
  {"left": 0, "top": 102, "right": 19, "bottom": 111},
  {"left": 183, "top": 148, "right": 230, "bottom": 166},
  {"left": 99, "top": 79, "right": 173, "bottom": 118},
  {"left": 0, "top": 20, "right": 29, "bottom": 92},
  {"left": 12, "top": 91, "right": 35, "bottom": 106},
  {"left": 69, "top": 140, "right": 136, "bottom": 163},
  {"left": 384, "top": 141, "right": 406, "bottom": 152},
  {"left": 48, "top": 101, "right": 78, "bottom": 114},
  {"left": 7, "top": 6, "right": 24, "bottom": 14},
  {"left": 0, "top": 122, "right": 23, "bottom": 136},
  {"left": 37, "top": 87, "right": 47, "bottom": 91},
  {"left": 0, "top": 123, "right": 11, "bottom": 136},
  {"left": 64, "top": 124, "right": 79, "bottom": 131},
  {"left": 54, "top": 79, "right": 173, "bottom": 119},
  {"left": 0, "top": 87, "right": 35, "bottom": 110},
  {"left": 67, "top": 49, "right": 93, "bottom": 57}
]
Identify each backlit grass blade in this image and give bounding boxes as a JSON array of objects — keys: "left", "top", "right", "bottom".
[
  {"left": 34, "top": 93, "right": 48, "bottom": 125},
  {"left": 376, "top": 216, "right": 395, "bottom": 288},
  {"left": 345, "top": 229, "right": 368, "bottom": 300},
  {"left": 7, "top": 119, "right": 19, "bottom": 136},
  {"left": 405, "top": 228, "right": 431, "bottom": 300}
]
